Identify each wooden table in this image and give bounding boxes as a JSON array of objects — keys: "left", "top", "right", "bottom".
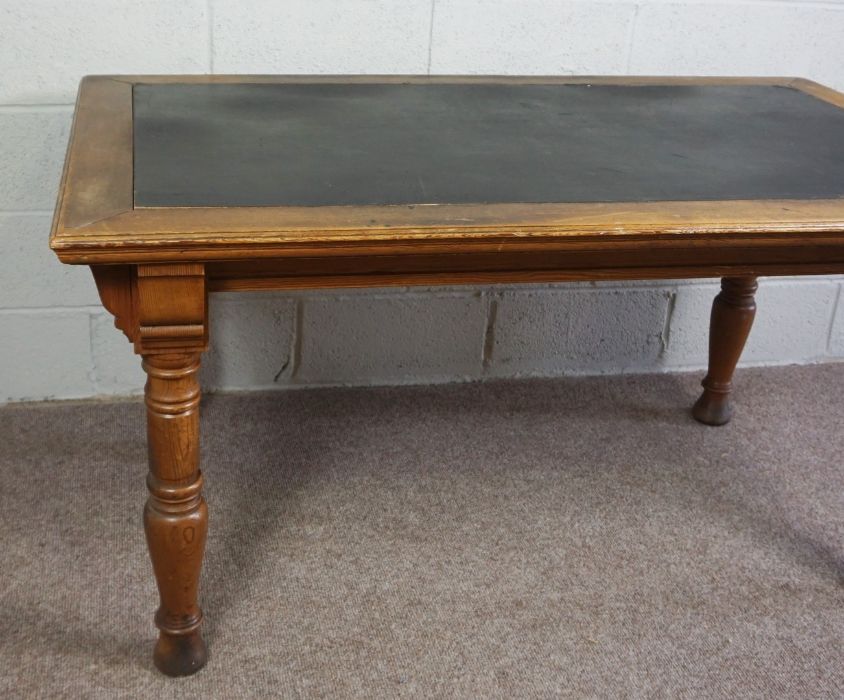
[{"left": 50, "top": 75, "right": 844, "bottom": 676}]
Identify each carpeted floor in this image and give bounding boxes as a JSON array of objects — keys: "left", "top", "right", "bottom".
[{"left": 0, "top": 365, "right": 842, "bottom": 699}]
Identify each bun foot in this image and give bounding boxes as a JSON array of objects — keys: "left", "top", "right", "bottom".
[
  {"left": 692, "top": 277, "right": 757, "bottom": 428},
  {"left": 153, "top": 630, "right": 207, "bottom": 677},
  {"left": 692, "top": 389, "right": 732, "bottom": 426}
]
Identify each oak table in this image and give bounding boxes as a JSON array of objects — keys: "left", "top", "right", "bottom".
[{"left": 50, "top": 75, "right": 844, "bottom": 676}]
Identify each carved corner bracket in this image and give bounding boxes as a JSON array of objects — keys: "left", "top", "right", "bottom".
[
  {"left": 91, "top": 265, "right": 138, "bottom": 344},
  {"left": 91, "top": 263, "right": 208, "bottom": 355}
]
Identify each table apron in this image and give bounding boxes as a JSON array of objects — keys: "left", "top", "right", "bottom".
[{"left": 205, "top": 244, "right": 844, "bottom": 291}]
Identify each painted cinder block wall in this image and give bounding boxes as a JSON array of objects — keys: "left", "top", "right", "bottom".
[{"left": 1, "top": 0, "right": 843, "bottom": 402}]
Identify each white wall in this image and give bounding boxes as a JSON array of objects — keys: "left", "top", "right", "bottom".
[{"left": 1, "top": 0, "right": 843, "bottom": 402}]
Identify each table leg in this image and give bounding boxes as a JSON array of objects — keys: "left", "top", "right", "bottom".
[
  {"left": 692, "top": 276, "right": 758, "bottom": 425},
  {"left": 143, "top": 352, "right": 208, "bottom": 676},
  {"left": 91, "top": 263, "right": 210, "bottom": 675}
]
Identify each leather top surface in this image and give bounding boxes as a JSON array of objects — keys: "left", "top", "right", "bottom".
[{"left": 132, "top": 82, "right": 844, "bottom": 208}]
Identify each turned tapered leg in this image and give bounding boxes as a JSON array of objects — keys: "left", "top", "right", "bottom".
[
  {"left": 91, "top": 263, "right": 209, "bottom": 675},
  {"left": 692, "top": 276, "right": 758, "bottom": 426},
  {"left": 143, "top": 352, "right": 208, "bottom": 676}
]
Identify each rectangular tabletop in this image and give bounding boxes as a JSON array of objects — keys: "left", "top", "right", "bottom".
[{"left": 50, "top": 75, "right": 844, "bottom": 286}]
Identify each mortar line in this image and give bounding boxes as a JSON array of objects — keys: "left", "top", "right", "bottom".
[
  {"left": 618, "top": 0, "right": 844, "bottom": 8},
  {"left": 482, "top": 293, "right": 498, "bottom": 372},
  {"left": 562, "top": 292, "right": 575, "bottom": 364},
  {"left": 290, "top": 299, "right": 305, "bottom": 382},
  {"left": 426, "top": 0, "right": 436, "bottom": 75},
  {"left": 825, "top": 282, "right": 842, "bottom": 354},
  {"left": 87, "top": 311, "right": 101, "bottom": 395},
  {"left": 625, "top": 3, "right": 642, "bottom": 72},
  {"left": 0, "top": 209, "right": 55, "bottom": 216},
  {"left": 0, "top": 306, "right": 106, "bottom": 315},
  {"left": 659, "top": 289, "right": 678, "bottom": 359},
  {"left": 207, "top": 0, "right": 215, "bottom": 73},
  {"left": 0, "top": 103, "right": 73, "bottom": 111}
]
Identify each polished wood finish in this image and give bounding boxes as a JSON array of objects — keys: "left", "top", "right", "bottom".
[
  {"left": 143, "top": 353, "right": 207, "bottom": 676},
  {"left": 692, "top": 277, "right": 759, "bottom": 425},
  {"left": 135, "top": 264, "right": 209, "bottom": 676},
  {"left": 91, "top": 260, "right": 211, "bottom": 675},
  {"left": 50, "top": 75, "right": 844, "bottom": 676},
  {"left": 91, "top": 265, "right": 136, "bottom": 342}
]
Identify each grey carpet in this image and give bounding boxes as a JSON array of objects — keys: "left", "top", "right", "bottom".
[{"left": 0, "top": 365, "right": 842, "bottom": 699}]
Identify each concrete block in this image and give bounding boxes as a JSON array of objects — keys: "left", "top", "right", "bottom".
[
  {"left": 297, "top": 291, "right": 486, "bottom": 384},
  {"left": 0, "top": 311, "right": 92, "bottom": 402},
  {"left": 431, "top": 0, "right": 636, "bottom": 74},
  {"left": 830, "top": 285, "right": 844, "bottom": 357},
  {"left": 487, "top": 289, "right": 571, "bottom": 377},
  {"left": 665, "top": 279, "right": 839, "bottom": 369},
  {"left": 566, "top": 287, "right": 671, "bottom": 372},
  {"left": 660, "top": 282, "right": 717, "bottom": 369},
  {"left": 0, "top": 214, "right": 99, "bottom": 308},
  {"left": 201, "top": 293, "right": 297, "bottom": 390},
  {"left": 630, "top": 4, "right": 844, "bottom": 93},
  {"left": 0, "top": 1, "right": 209, "bottom": 104},
  {"left": 90, "top": 313, "right": 145, "bottom": 396},
  {"left": 0, "top": 109, "right": 72, "bottom": 210},
  {"left": 212, "top": 0, "right": 431, "bottom": 74},
  {"left": 485, "top": 286, "right": 670, "bottom": 376},
  {"left": 743, "top": 280, "right": 837, "bottom": 363}
]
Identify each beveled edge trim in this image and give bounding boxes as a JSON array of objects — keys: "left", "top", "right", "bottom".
[
  {"left": 51, "top": 198, "right": 844, "bottom": 263},
  {"left": 51, "top": 76, "right": 133, "bottom": 236},
  {"left": 787, "top": 77, "right": 844, "bottom": 110}
]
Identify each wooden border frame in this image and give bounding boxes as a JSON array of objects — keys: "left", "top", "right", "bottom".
[{"left": 50, "top": 75, "right": 844, "bottom": 285}]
